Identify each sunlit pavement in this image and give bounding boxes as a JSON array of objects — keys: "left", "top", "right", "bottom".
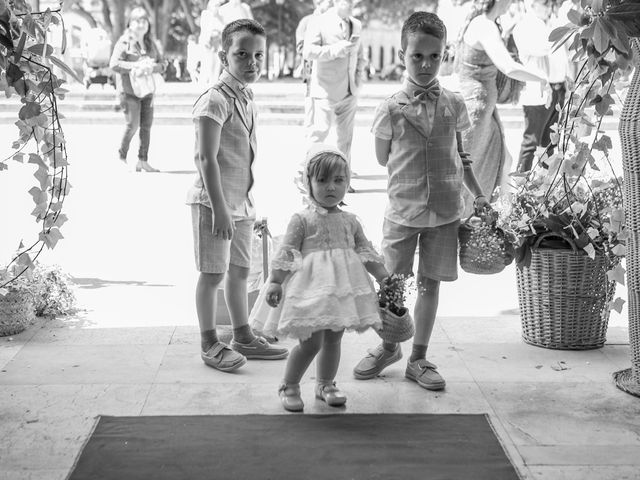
[{"left": 0, "top": 81, "right": 637, "bottom": 480}]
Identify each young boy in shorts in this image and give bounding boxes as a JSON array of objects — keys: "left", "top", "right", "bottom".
[
  {"left": 187, "top": 19, "right": 288, "bottom": 372},
  {"left": 353, "top": 12, "right": 490, "bottom": 390}
]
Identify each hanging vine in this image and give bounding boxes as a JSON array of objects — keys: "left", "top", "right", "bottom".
[{"left": 0, "top": 0, "right": 79, "bottom": 295}]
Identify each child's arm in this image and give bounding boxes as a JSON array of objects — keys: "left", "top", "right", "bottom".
[
  {"left": 265, "top": 213, "right": 306, "bottom": 308},
  {"left": 353, "top": 218, "right": 389, "bottom": 283},
  {"left": 375, "top": 137, "right": 392, "bottom": 167},
  {"left": 198, "top": 117, "right": 235, "bottom": 240},
  {"left": 458, "top": 131, "right": 491, "bottom": 211}
]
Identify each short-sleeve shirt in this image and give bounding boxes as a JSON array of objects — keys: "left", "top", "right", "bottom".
[{"left": 186, "top": 70, "right": 257, "bottom": 220}]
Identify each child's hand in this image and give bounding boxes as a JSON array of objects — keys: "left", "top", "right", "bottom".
[
  {"left": 473, "top": 194, "right": 491, "bottom": 215},
  {"left": 213, "top": 209, "right": 235, "bottom": 240},
  {"left": 266, "top": 282, "right": 283, "bottom": 308}
]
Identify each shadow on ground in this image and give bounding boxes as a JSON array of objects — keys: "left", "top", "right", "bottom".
[{"left": 73, "top": 278, "right": 174, "bottom": 289}]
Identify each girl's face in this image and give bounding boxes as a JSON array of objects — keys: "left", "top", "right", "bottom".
[
  {"left": 220, "top": 31, "right": 266, "bottom": 84},
  {"left": 310, "top": 165, "right": 348, "bottom": 211},
  {"left": 129, "top": 11, "right": 150, "bottom": 36}
]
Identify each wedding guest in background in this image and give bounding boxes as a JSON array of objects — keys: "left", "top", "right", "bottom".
[
  {"left": 219, "top": 0, "right": 254, "bottom": 25},
  {"left": 514, "top": 0, "right": 567, "bottom": 173},
  {"left": 109, "top": 6, "right": 165, "bottom": 172},
  {"left": 456, "top": 0, "right": 547, "bottom": 214},
  {"left": 303, "top": 0, "right": 366, "bottom": 180},
  {"left": 198, "top": 0, "right": 225, "bottom": 86},
  {"left": 296, "top": 0, "right": 333, "bottom": 129}
]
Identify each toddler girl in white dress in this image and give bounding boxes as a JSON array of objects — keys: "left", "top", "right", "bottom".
[{"left": 249, "top": 144, "right": 389, "bottom": 412}]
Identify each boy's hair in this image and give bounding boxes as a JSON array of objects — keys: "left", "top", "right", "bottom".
[
  {"left": 221, "top": 19, "right": 266, "bottom": 52},
  {"left": 307, "top": 152, "right": 350, "bottom": 183},
  {"left": 400, "top": 12, "right": 447, "bottom": 49}
]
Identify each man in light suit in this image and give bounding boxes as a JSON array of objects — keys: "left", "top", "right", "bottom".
[{"left": 303, "top": 0, "right": 366, "bottom": 174}]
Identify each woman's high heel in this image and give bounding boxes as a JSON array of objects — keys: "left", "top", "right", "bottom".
[{"left": 135, "top": 160, "right": 159, "bottom": 172}]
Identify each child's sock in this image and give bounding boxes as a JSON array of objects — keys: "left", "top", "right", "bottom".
[
  {"left": 233, "top": 324, "right": 256, "bottom": 344},
  {"left": 409, "top": 344, "right": 428, "bottom": 363},
  {"left": 383, "top": 341, "right": 398, "bottom": 353},
  {"left": 200, "top": 329, "right": 219, "bottom": 352}
]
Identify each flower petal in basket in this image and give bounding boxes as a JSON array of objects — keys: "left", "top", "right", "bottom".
[{"left": 376, "top": 306, "right": 415, "bottom": 344}]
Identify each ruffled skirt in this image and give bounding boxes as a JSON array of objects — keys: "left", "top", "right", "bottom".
[{"left": 249, "top": 248, "right": 382, "bottom": 340}]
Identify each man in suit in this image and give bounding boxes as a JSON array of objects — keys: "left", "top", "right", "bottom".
[{"left": 303, "top": 0, "right": 366, "bottom": 175}]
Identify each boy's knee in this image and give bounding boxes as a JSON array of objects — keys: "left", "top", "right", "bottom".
[
  {"left": 227, "top": 264, "right": 250, "bottom": 281},
  {"left": 417, "top": 276, "right": 440, "bottom": 295},
  {"left": 200, "top": 272, "right": 224, "bottom": 287}
]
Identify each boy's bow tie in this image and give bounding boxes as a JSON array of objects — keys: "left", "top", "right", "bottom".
[{"left": 413, "top": 82, "right": 442, "bottom": 102}]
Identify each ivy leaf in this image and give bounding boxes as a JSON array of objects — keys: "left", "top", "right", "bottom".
[
  {"left": 587, "top": 226, "right": 599, "bottom": 239},
  {"left": 16, "top": 252, "right": 34, "bottom": 271},
  {"left": 28, "top": 186, "right": 47, "bottom": 205},
  {"left": 0, "top": 17, "right": 12, "bottom": 53},
  {"left": 605, "top": 3, "right": 640, "bottom": 37},
  {"left": 39, "top": 228, "right": 64, "bottom": 249},
  {"left": 594, "top": 93, "right": 615, "bottom": 116},
  {"left": 612, "top": 244, "right": 626, "bottom": 257},
  {"left": 607, "top": 263, "right": 626, "bottom": 285},
  {"left": 49, "top": 56, "right": 82, "bottom": 83},
  {"left": 18, "top": 101, "right": 41, "bottom": 120},
  {"left": 27, "top": 43, "right": 53, "bottom": 57},
  {"left": 0, "top": 162, "right": 8, "bottom": 171},
  {"left": 53, "top": 213, "right": 68, "bottom": 228},
  {"left": 610, "top": 297, "right": 625, "bottom": 314},
  {"left": 592, "top": 134, "right": 613, "bottom": 153},
  {"left": 592, "top": 18, "right": 609, "bottom": 54},
  {"left": 13, "top": 152, "right": 25, "bottom": 163},
  {"left": 583, "top": 242, "right": 596, "bottom": 260},
  {"left": 33, "top": 165, "right": 49, "bottom": 189},
  {"left": 567, "top": 8, "right": 583, "bottom": 26},
  {"left": 28, "top": 153, "right": 46, "bottom": 168}
]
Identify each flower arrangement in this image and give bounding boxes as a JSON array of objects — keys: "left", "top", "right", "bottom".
[
  {"left": 459, "top": 211, "right": 515, "bottom": 274},
  {"left": 378, "top": 274, "right": 410, "bottom": 317},
  {"left": 493, "top": 0, "right": 639, "bottom": 313}
]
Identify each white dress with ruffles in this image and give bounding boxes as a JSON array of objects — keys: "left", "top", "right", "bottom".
[{"left": 249, "top": 208, "right": 383, "bottom": 341}]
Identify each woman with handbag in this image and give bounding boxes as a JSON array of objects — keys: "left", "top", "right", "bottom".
[
  {"left": 456, "top": 0, "right": 547, "bottom": 215},
  {"left": 109, "top": 7, "right": 165, "bottom": 172}
]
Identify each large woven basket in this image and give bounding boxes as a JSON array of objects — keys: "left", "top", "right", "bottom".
[
  {"left": 376, "top": 306, "right": 415, "bottom": 343},
  {"left": 516, "top": 235, "right": 616, "bottom": 350},
  {"left": 0, "top": 291, "right": 35, "bottom": 337}
]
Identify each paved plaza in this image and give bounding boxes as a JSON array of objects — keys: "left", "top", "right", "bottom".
[{"left": 0, "top": 81, "right": 638, "bottom": 479}]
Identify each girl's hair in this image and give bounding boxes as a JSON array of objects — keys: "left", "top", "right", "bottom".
[
  {"left": 457, "top": 0, "right": 502, "bottom": 44},
  {"left": 307, "top": 151, "right": 350, "bottom": 183},
  {"left": 127, "top": 7, "right": 157, "bottom": 56}
]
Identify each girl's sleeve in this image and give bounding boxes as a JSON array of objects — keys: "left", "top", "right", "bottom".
[
  {"left": 353, "top": 216, "right": 385, "bottom": 265},
  {"left": 271, "top": 213, "right": 305, "bottom": 272}
]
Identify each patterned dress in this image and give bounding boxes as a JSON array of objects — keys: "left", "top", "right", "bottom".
[
  {"left": 458, "top": 41, "right": 509, "bottom": 216},
  {"left": 249, "top": 208, "right": 383, "bottom": 341}
]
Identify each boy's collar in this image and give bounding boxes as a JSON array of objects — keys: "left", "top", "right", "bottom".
[{"left": 219, "top": 69, "right": 252, "bottom": 98}]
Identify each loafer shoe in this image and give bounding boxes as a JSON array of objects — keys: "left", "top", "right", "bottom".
[
  {"left": 231, "top": 336, "right": 289, "bottom": 360},
  {"left": 201, "top": 342, "right": 246, "bottom": 372},
  {"left": 405, "top": 359, "right": 446, "bottom": 391},
  {"left": 315, "top": 382, "right": 347, "bottom": 407},
  {"left": 353, "top": 344, "right": 402, "bottom": 380},
  {"left": 279, "top": 383, "right": 304, "bottom": 412}
]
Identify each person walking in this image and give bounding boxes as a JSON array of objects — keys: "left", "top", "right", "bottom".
[{"left": 109, "top": 7, "right": 165, "bottom": 172}]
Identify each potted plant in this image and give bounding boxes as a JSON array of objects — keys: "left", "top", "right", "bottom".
[{"left": 494, "top": 0, "right": 640, "bottom": 350}]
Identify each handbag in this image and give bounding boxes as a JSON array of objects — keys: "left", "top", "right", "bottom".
[
  {"left": 495, "top": 34, "right": 524, "bottom": 105},
  {"left": 130, "top": 72, "right": 162, "bottom": 98}
]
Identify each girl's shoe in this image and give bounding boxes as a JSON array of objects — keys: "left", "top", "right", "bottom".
[
  {"left": 278, "top": 383, "right": 303, "bottom": 412},
  {"left": 135, "top": 160, "right": 159, "bottom": 172},
  {"left": 315, "top": 382, "right": 347, "bottom": 407}
]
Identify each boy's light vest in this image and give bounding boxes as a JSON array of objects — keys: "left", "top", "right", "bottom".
[{"left": 386, "top": 89, "right": 464, "bottom": 222}]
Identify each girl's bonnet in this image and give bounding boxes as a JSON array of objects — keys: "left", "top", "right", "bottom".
[{"left": 297, "top": 143, "right": 350, "bottom": 214}]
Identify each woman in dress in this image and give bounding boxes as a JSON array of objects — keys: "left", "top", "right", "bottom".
[{"left": 457, "top": 0, "right": 547, "bottom": 214}]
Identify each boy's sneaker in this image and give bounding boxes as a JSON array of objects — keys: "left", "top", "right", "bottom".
[
  {"left": 231, "top": 336, "right": 289, "bottom": 360},
  {"left": 405, "top": 359, "right": 446, "bottom": 391},
  {"left": 201, "top": 342, "right": 246, "bottom": 372},
  {"left": 353, "top": 344, "right": 402, "bottom": 380}
]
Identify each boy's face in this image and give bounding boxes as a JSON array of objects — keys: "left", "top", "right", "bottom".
[
  {"left": 219, "top": 32, "right": 266, "bottom": 84},
  {"left": 399, "top": 32, "right": 445, "bottom": 88}
]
